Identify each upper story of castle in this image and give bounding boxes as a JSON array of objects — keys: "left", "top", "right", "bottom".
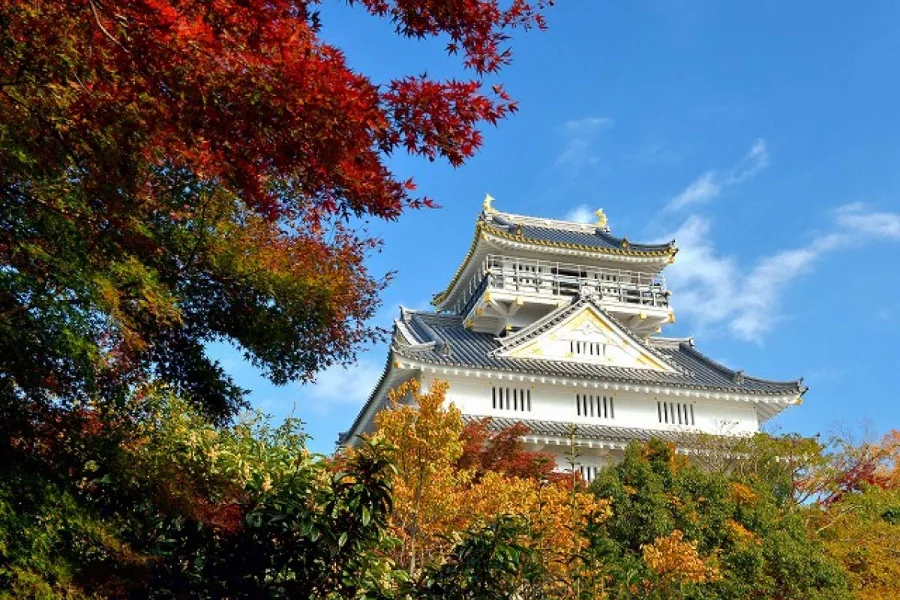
[{"left": 431, "top": 196, "right": 678, "bottom": 337}]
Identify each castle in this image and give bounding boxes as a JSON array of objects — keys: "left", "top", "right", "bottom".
[{"left": 340, "top": 198, "right": 805, "bottom": 480}]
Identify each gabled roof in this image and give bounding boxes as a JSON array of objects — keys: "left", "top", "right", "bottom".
[
  {"left": 394, "top": 308, "right": 805, "bottom": 396},
  {"left": 492, "top": 294, "right": 676, "bottom": 372},
  {"left": 432, "top": 207, "right": 677, "bottom": 308}
]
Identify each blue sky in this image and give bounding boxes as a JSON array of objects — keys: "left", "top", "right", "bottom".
[{"left": 210, "top": 1, "right": 900, "bottom": 454}]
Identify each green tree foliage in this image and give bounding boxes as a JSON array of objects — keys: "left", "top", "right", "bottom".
[
  {"left": 0, "top": 389, "right": 397, "bottom": 598},
  {"left": 588, "top": 440, "right": 852, "bottom": 600},
  {"left": 412, "top": 516, "right": 543, "bottom": 600}
]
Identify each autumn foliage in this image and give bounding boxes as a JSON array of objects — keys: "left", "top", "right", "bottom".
[
  {"left": 0, "top": 0, "right": 548, "bottom": 428},
  {"left": 458, "top": 416, "right": 560, "bottom": 482},
  {"left": 367, "top": 378, "right": 610, "bottom": 596},
  {"left": 805, "top": 430, "right": 900, "bottom": 600}
]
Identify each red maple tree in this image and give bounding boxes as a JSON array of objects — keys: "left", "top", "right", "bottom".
[
  {"left": 458, "top": 417, "right": 561, "bottom": 482},
  {"left": 0, "top": 0, "right": 549, "bottom": 418}
]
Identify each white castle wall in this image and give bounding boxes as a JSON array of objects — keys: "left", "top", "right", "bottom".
[
  {"left": 421, "top": 374, "right": 759, "bottom": 435},
  {"left": 417, "top": 373, "right": 760, "bottom": 481}
]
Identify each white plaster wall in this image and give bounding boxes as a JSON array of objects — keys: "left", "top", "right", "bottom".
[
  {"left": 415, "top": 373, "right": 761, "bottom": 481},
  {"left": 427, "top": 374, "right": 760, "bottom": 435}
]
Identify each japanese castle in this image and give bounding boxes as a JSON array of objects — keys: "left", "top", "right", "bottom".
[{"left": 340, "top": 197, "right": 806, "bottom": 479}]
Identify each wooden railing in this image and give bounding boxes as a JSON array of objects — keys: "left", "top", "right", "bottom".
[{"left": 453, "top": 255, "right": 669, "bottom": 315}]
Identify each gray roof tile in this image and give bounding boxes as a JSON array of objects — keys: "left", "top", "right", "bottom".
[
  {"left": 463, "top": 415, "right": 694, "bottom": 444},
  {"left": 395, "top": 308, "right": 804, "bottom": 395},
  {"left": 490, "top": 213, "right": 674, "bottom": 253}
]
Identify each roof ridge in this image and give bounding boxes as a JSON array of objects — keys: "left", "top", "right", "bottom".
[
  {"left": 493, "top": 296, "right": 580, "bottom": 351},
  {"left": 647, "top": 336, "right": 694, "bottom": 350},
  {"left": 489, "top": 210, "right": 677, "bottom": 252},
  {"left": 679, "top": 343, "right": 804, "bottom": 391},
  {"left": 403, "top": 308, "right": 459, "bottom": 319},
  {"left": 393, "top": 320, "right": 436, "bottom": 350},
  {"left": 491, "top": 210, "right": 600, "bottom": 233}
]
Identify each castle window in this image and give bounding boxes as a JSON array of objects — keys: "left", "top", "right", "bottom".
[
  {"left": 657, "top": 401, "right": 695, "bottom": 425},
  {"left": 570, "top": 340, "right": 605, "bottom": 357},
  {"left": 492, "top": 386, "right": 532, "bottom": 412},
  {"left": 579, "top": 465, "right": 599, "bottom": 483},
  {"left": 576, "top": 394, "right": 615, "bottom": 419}
]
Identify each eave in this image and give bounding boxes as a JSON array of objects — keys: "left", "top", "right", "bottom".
[{"left": 393, "top": 352, "right": 805, "bottom": 408}]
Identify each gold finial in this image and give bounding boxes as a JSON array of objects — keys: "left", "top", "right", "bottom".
[
  {"left": 483, "top": 193, "right": 497, "bottom": 213},
  {"left": 595, "top": 208, "right": 609, "bottom": 231}
]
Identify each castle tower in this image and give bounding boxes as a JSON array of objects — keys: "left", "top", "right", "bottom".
[{"left": 340, "top": 199, "right": 805, "bottom": 479}]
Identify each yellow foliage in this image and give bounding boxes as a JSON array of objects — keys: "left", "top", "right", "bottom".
[
  {"left": 642, "top": 529, "right": 722, "bottom": 585},
  {"left": 369, "top": 377, "right": 612, "bottom": 594},
  {"left": 729, "top": 482, "right": 759, "bottom": 505},
  {"left": 813, "top": 487, "right": 900, "bottom": 600},
  {"left": 726, "top": 519, "right": 760, "bottom": 546},
  {"left": 371, "top": 378, "right": 467, "bottom": 572},
  {"left": 464, "top": 471, "right": 611, "bottom": 589}
]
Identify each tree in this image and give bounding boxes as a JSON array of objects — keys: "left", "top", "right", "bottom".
[
  {"left": 0, "top": 387, "right": 399, "bottom": 598},
  {"left": 808, "top": 430, "right": 900, "bottom": 599},
  {"left": 371, "top": 378, "right": 467, "bottom": 574},
  {"left": 412, "top": 516, "right": 543, "bottom": 600},
  {"left": 588, "top": 440, "right": 851, "bottom": 600},
  {"left": 458, "top": 417, "right": 559, "bottom": 482},
  {"left": 366, "top": 378, "right": 610, "bottom": 597},
  {"left": 813, "top": 485, "right": 900, "bottom": 600},
  {"left": 0, "top": 0, "right": 549, "bottom": 427}
]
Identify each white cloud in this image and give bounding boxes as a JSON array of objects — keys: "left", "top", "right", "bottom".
[
  {"left": 730, "top": 138, "right": 770, "bottom": 183},
  {"left": 564, "top": 204, "right": 595, "bottom": 224},
  {"left": 834, "top": 202, "right": 900, "bottom": 238},
  {"left": 555, "top": 117, "right": 614, "bottom": 167},
  {"left": 299, "top": 357, "right": 384, "bottom": 415},
  {"left": 666, "top": 203, "right": 900, "bottom": 342},
  {"left": 669, "top": 172, "right": 720, "bottom": 211},
  {"left": 667, "top": 139, "right": 769, "bottom": 211},
  {"left": 728, "top": 234, "right": 846, "bottom": 340},
  {"left": 664, "top": 215, "right": 739, "bottom": 326}
]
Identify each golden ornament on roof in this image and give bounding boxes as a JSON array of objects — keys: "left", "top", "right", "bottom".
[
  {"left": 483, "top": 193, "right": 497, "bottom": 213},
  {"left": 595, "top": 208, "right": 609, "bottom": 230}
]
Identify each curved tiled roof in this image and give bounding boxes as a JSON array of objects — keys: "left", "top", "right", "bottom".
[
  {"left": 339, "top": 306, "right": 804, "bottom": 446},
  {"left": 488, "top": 212, "right": 675, "bottom": 254},
  {"left": 464, "top": 415, "right": 698, "bottom": 444},
  {"left": 395, "top": 309, "right": 805, "bottom": 396}
]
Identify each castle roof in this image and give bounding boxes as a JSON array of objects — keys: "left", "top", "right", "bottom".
[
  {"left": 338, "top": 301, "right": 805, "bottom": 445},
  {"left": 486, "top": 211, "right": 676, "bottom": 254},
  {"left": 395, "top": 305, "right": 804, "bottom": 396},
  {"left": 464, "top": 415, "right": 702, "bottom": 445}
]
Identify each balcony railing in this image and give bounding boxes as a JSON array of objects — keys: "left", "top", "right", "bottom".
[{"left": 454, "top": 255, "right": 669, "bottom": 316}]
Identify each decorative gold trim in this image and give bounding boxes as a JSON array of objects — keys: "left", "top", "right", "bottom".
[
  {"left": 483, "top": 224, "right": 674, "bottom": 258},
  {"left": 432, "top": 222, "right": 485, "bottom": 306}
]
